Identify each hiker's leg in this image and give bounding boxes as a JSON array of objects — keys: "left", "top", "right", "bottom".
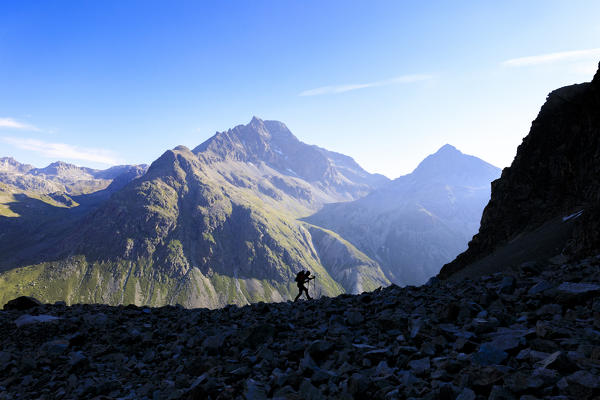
[
  {"left": 294, "top": 289, "right": 302, "bottom": 302},
  {"left": 304, "top": 288, "right": 312, "bottom": 300}
]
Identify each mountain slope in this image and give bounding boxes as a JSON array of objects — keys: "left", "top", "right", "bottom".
[
  {"left": 306, "top": 145, "right": 500, "bottom": 285},
  {"left": 439, "top": 61, "right": 600, "bottom": 280},
  {"left": 0, "top": 118, "right": 390, "bottom": 308},
  {"left": 0, "top": 164, "right": 148, "bottom": 269}
]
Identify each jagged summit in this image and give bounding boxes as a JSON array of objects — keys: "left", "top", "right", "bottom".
[
  {"left": 0, "top": 157, "right": 33, "bottom": 174},
  {"left": 193, "top": 117, "right": 388, "bottom": 191}
]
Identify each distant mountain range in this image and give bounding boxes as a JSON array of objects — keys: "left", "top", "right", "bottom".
[
  {"left": 306, "top": 144, "right": 500, "bottom": 285},
  {"left": 0, "top": 157, "right": 148, "bottom": 195},
  {"left": 0, "top": 117, "right": 498, "bottom": 307}
]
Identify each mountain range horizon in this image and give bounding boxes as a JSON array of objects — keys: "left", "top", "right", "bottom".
[
  {"left": 0, "top": 116, "right": 500, "bottom": 307},
  {"left": 2, "top": 116, "right": 478, "bottom": 182}
]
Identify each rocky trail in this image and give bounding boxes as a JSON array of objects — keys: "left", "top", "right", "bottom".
[{"left": 1, "top": 256, "right": 600, "bottom": 400}]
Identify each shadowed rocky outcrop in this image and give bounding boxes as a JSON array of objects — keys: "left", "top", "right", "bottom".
[{"left": 440, "top": 61, "right": 600, "bottom": 279}]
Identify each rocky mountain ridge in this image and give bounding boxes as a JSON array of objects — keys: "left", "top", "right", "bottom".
[
  {"left": 194, "top": 117, "right": 389, "bottom": 201},
  {"left": 0, "top": 157, "right": 148, "bottom": 195},
  {"left": 440, "top": 61, "right": 600, "bottom": 280}
]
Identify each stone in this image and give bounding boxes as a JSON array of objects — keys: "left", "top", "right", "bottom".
[
  {"left": 14, "top": 314, "right": 60, "bottom": 328},
  {"left": 3, "top": 296, "right": 42, "bottom": 311},
  {"left": 345, "top": 309, "right": 364, "bottom": 326},
  {"left": 456, "top": 387, "right": 476, "bottom": 400},
  {"left": 557, "top": 282, "right": 600, "bottom": 301},
  {"left": 347, "top": 373, "right": 369, "bottom": 395},
  {"left": 499, "top": 276, "right": 516, "bottom": 294},
  {"left": 307, "top": 340, "right": 334, "bottom": 359},
  {"left": 68, "top": 351, "right": 89, "bottom": 369},
  {"left": 472, "top": 344, "right": 508, "bottom": 366},
  {"left": 244, "top": 378, "right": 268, "bottom": 400},
  {"left": 566, "top": 370, "right": 599, "bottom": 389},
  {"left": 535, "top": 303, "right": 562, "bottom": 316},
  {"left": 40, "top": 339, "right": 69, "bottom": 357},
  {"left": 534, "top": 351, "right": 577, "bottom": 373},
  {"left": 489, "top": 333, "right": 523, "bottom": 352},
  {"left": 408, "top": 357, "right": 430, "bottom": 376},
  {"left": 527, "top": 281, "right": 553, "bottom": 296},
  {"left": 488, "top": 385, "right": 516, "bottom": 400},
  {"left": 201, "top": 335, "right": 224, "bottom": 353}
]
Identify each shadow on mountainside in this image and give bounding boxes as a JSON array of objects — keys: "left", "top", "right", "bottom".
[{"left": 0, "top": 187, "right": 130, "bottom": 272}]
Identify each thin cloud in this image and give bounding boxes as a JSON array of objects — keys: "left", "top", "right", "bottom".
[
  {"left": 299, "top": 74, "right": 433, "bottom": 96},
  {"left": 2, "top": 136, "right": 121, "bottom": 165},
  {"left": 503, "top": 48, "right": 600, "bottom": 67},
  {"left": 0, "top": 117, "right": 40, "bottom": 131}
]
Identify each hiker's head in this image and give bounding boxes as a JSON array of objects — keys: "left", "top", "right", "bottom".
[{"left": 305, "top": 271, "right": 311, "bottom": 276}]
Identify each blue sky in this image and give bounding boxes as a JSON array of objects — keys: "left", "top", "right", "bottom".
[{"left": 1, "top": 1, "right": 599, "bottom": 178}]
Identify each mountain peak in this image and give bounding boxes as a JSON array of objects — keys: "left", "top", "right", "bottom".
[
  {"left": 436, "top": 144, "right": 460, "bottom": 154},
  {"left": 0, "top": 157, "right": 34, "bottom": 174},
  {"left": 593, "top": 61, "right": 600, "bottom": 88},
  {"left": 248, "top": 116, "right": 265, "bottom": 130},
  {"left": 410, "top": 144, "right": 499, "bottom": 186}
]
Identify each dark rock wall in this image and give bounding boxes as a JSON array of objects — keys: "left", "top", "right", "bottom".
[{"left": 440, "top": 62, "right": 600, "bottom": 279}]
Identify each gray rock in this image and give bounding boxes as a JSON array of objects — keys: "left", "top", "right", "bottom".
[
  {"left": 472, "top": 343, "right": 508, "bottom": 366},
  {"left": 244, "top": 378, "right": 268, "bottom": 400},
  {"left": 488, "top": 384, "right": 516, "bottom": 400},
  {"left": 408, "top": 357, "right": 430, "bottom": 375},
  {"left": 39, "top": 339, "right": 69, "bottom": 357},
  {"left": 499, "top": 276, "right": 516, "bottom": 294},
  {"left": 489, "top": 333, "right": 523, "bottom": 352},
  {"left": 201, "top": 335, "right": 224, "bottom": 353},
  {"left": 3, "top": 296, "right": 42, "bottom": 311},
  {"left": 14, "top": 314, "right": 60, "bottom": 327},
  {"left": 566, "top": 370, "right": 599, "bottom": 388},
  {"left": 299, "top": 379, "right": 326, "bottom": 400},
  {"left": 557, "top": 282, "right": 600, "bottom": 299},
  {"left": 527, "top": 280, "right": 553, "bottom": 296},
  {"left": 347, "top": 373, "right": 369, "bottom": 395},
  {"left": 456, "top": 387, "right": 476, "bottom": 400},
  {"left": 307, "top": 340, "right": 334, "bottom": 359},
  {"left": 345, "top": 309, "right": 364, "bottom": 326}
]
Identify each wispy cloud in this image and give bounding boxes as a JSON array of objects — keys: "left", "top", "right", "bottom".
[
  {"left": 503, "top": 48, "right": 600, "bottom": 67},
  {"left": 2, "top": 137, "right": 120, "bottom": 165},
  {"left": 0, "top": 117, "right": 40, "bottom": 131},
  {"left": 299, "top": 74, "right": 433, "bottom": 96}
]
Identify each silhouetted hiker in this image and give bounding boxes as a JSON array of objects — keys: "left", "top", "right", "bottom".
[{"left": 294, "top": 270, "right": 315, "bottom": 302}]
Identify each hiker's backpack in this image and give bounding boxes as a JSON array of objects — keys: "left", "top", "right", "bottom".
[{"left": 294, "top": 271, "right": 304, "bottom": 282}]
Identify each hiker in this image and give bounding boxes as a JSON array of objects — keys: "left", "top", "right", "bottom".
[{"left": 294, "top": 270, "right": 315, "bottom": 302}]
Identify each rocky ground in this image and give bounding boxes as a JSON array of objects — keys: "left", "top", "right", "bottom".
[{"left": 1, "top": 256, "right": 600, "bottom": 400}]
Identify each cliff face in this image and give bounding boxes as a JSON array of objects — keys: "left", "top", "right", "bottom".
[{"left": 439, "top": 62, "right": 600, "bottom": 279}]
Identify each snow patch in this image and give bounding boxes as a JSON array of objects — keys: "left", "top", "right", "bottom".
[
  {"left": 286, "top": 168, "right": 298, "bottom": 176},
  {"left": 563, "top": 210, "right": 584, "bottom": 222}
]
